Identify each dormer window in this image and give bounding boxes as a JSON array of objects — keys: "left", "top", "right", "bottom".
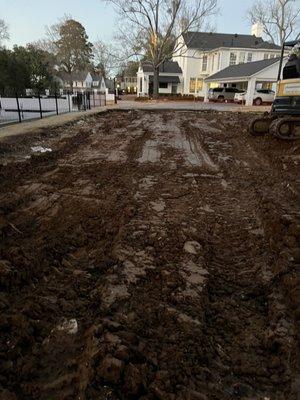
[{"left": 239, "top": 52, "right": 246, "bottom": 64}]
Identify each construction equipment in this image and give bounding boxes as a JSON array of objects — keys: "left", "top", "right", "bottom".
[{"left": 249, "top": 39, "right": 300, "bottom": 140}]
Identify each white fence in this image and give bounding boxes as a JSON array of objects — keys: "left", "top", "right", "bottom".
[
  {"left": 0, "top": 96, "right": 72, "bottom": 123},
  {"left": 0, "top": 91, "right": 111, "bottom": 125},
  {"left": 106, "top": 93, "right": 115, "bottom": 104}
]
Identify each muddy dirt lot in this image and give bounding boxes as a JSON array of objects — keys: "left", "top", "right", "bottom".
[{"left": 0, "top": 110, "right": 299, "bottom": 400}]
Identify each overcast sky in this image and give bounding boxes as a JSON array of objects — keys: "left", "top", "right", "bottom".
[{"left": 1, "top": 0, "right": 262, "bottom": 48}]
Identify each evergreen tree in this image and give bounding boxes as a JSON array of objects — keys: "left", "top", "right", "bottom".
[{"left": 55, "top": 19, "right": 93, "bottom": 86}]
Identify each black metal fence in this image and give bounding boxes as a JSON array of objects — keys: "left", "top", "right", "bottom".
[{"left": 0, "top": 90, "right": 107, "bottom": 126}]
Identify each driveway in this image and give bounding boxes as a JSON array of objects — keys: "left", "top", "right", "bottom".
[{"left": 116, "top": 99, "right": 272, "bottom": 112}]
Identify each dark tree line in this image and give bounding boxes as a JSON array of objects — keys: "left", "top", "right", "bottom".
[
  {"left": 0, "top": 45, "right": 58, "bottom": 96},
  {"left": 0, "top": 18, "right": 94, "bottom": 96}
]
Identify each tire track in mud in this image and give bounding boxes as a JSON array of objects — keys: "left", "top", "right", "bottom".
[
  {"left": 187, "top": 116, "right": 297, "bottom": 399},
  {"left": 201, "top": 196, "right": 294, "bottom": 399}
]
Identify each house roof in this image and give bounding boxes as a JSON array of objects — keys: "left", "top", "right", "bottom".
[
  {"left": 91, "top": 73, "right": 103, "bottom": 82},
  {"left": 149, "top": 75, "right": 180, "bottom": 83},
  {"left": 205, "top": 58, "right": 280, "bottom": 81},
  {"left": 141, "top": 61, "right": 182, "bottom": 74},
  {"left": 182, "top": 31, "right": 281, "bottom": 51},
  {"left": 58, "top": 70, "right": 91, "bottom": 82}
]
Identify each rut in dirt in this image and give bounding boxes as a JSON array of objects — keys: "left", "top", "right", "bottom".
[{"left": 203, "top": 201, "right": 292, "bottom": 399}]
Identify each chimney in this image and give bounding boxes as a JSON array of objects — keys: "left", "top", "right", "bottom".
[{"left": 251, "top": 22, "right": 264, "bottom": 37}]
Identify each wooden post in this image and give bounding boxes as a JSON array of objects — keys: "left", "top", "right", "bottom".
[
  {"left": 38, "top": 93, "right": 43, "bottom": 119},
  {"left": 15, "top": 93, "right": 22, "bottom": 123},
  {"left": 68, "top": 92, "right": 71, "bottom": 112},
  {"left": 55, "top": 93, "right": 59, "bottom": 115}
]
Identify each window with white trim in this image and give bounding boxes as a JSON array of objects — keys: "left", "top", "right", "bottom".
[
  {"left": 189, "top": 78, "right": 196, "bottom": 93},
  {"left": 196, "top": 78, "right": 203, "bottom": 93},
  {"left": 247, "top": 53, "right": 253, "bottom": 62},
  {"left": 159, "top": 82, "right": 168, "bottom": 89},
  {"left": 229, "top": 53, "right": 237, "bottom": 66},
  {"left": 239, "top": 52, "right": 246, "bottom": 64}
]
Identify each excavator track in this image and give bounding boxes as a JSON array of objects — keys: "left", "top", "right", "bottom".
[
  {"left": 269, "top": 117, "right": 300, "bottom": 140},
  {"left": 248, "top": 114, "right": 275, "bottom": 136}
]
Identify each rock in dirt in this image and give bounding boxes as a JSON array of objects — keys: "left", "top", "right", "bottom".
[
  {"left": 183, "top": 241, "right": 203, "bottom": 255},
  {"left": 31, "top": 146, "right": 52, "bottom": 153},
  {"left": 56, "top": 318, "right": 78, "bottom": 335},
  {"left": 97, "top": 355, "right": 124, "bottom": 383}
]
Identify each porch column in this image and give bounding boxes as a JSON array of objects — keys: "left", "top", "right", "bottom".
[
  {"left": 139, "top": 76, "right": 143, "bottom": 94},
  {"left": 245, "top": 78, "right": 256, "bottom": 106},
  {"left": 145, "top": 76, "right": 149, "bottom": 96},
  {"left": 203, "top": 81, "right": 209, "bottom": 102}
]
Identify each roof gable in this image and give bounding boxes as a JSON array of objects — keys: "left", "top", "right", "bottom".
[
  {"left": 182, "top": 32, "right": 281, "bottom": 51},
  {"left": 72, "top": 71, "right": 91, "bottom": 81},
  {"left": 91, "top": 73, "right": 103, "bottom": 82},
  {"left": 205, "top": 58, "right": 280, "bottom": 81},
  {"left": 141, "top": 61, "right": 182, "bottom": 74}
]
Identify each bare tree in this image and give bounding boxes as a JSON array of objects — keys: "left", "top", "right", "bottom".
[
  {"left": 31, "top": 14, "right": 73, "bottom": 55},
  {"left": 93, "top": 40, "right": 115, "bottom": 77},
  {"left": 106, "top": 0, "right": 218, "bottom": 97},
  {"left": 31, "top": 38, "right": 58, "bottom": 54},
  {"left": 247, "top": 0, "right": 300, "bottom": 46},
  {"left": 0, "top": 18, "right": 9, "bottom": 46}
]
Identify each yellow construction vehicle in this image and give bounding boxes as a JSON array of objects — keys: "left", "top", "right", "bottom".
[{"left": 249, "top": 39, "right": 300, "bottom": 140}]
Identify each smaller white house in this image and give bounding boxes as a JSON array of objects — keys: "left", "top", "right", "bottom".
[
  {"left": 137, "top": 61, "right": 183, "bottom": 96},
  {"left": 57, "top": 71, "right": 108, "bottom": 93},
  {"left": 204, "top": 57, "right": 286, "bottom": 105},
  {"left": 91, "top": 74, "right": 107, "bottom": 92}
]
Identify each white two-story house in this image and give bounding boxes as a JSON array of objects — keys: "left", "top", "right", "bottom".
[{"left": 173, "top": 26, "right": 282, "bottom": 97}]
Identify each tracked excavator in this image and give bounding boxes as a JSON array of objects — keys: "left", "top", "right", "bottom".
[{"left": 249, "top": 39, "right": 300, "bottom": 140}]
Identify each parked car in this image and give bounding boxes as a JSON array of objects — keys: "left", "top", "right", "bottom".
[
  {"left": 208, "top": 87, "right": 243, "bottom": 102},
  {"left": 234, "top": 89, "right": 275, "bottom": 105}
]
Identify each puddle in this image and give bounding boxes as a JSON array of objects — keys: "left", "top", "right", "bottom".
[{"left": 138, "top": 140, "right": 161, "bottom": 163}]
